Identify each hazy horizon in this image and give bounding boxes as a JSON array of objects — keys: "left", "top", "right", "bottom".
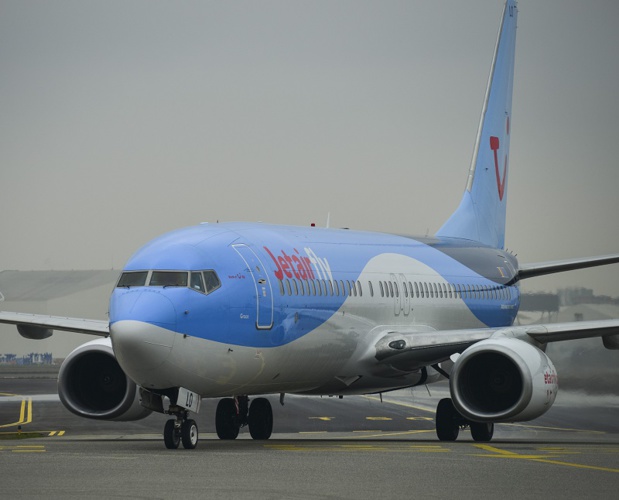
[{"left": 1, "top": 0, "right": 618, "bottom": 297}]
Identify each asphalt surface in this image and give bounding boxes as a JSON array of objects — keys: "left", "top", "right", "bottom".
[{"left": 1, "top": 376, "right": 618, "bottom": 499}]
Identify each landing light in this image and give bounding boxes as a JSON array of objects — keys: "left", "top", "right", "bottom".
[{"left": 389, "top": 340, "right": 406, "bottom": 350}]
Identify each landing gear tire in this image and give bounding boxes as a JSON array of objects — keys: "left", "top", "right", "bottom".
[
  {"left": 164, "top": 419, "right": 180, "bottom": 449},
  {"left": 470, "top": 422, "right": 494, "bottom": 442},
  {"left": 216, "top": 398, "right": 240, "bottom": 440},
  {"left": 248, "top": 397, "right": 273, "bottom": 440},
  {"left": 181, "top": 419, "right": 199, "bottom": 449},
  {"left": 436, "top": 398, "right": 460, "bottom": 441}
]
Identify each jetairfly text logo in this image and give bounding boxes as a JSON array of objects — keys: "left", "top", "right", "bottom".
[{"left": 264, "top": 247, "right": 333, "bottom": 283}]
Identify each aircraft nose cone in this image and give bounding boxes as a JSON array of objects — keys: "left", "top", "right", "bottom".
[{"left": 110, "top": 290, "right": 178, "bottom": 386}]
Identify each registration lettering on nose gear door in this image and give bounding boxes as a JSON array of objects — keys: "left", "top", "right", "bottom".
[{"left": 177, "top": 387, "right": 201, "bottom": 413}]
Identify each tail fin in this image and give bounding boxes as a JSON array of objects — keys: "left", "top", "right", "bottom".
[{"left": 436, "top": 0, "right": 518, "bottom": 249}]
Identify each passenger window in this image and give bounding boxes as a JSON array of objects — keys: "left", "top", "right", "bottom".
[
  {"left": 329, "top": 280, "right": 334, "bottom": 296},
  {"left": 368, "top": 281, "right": 374, "bottom": 297},
  {"left": 414, "top": 282, "right": 420, "bottom": 298},
  {"left": 286, "top": 280, "right": 292, "bottom": 296},
  {"left": 357, "top": 281, "right": 362, "bottom": 297},
  {"left": 388, "top": 282, "right": 394, "bottom": 297},
  {"left": 310, "top": 280, "right": 316, "bottom": 296},
  {"left": 191, "top": 272, "right": 206, "bottom": 292},
  {"left": 379, "top": 281, "right": 384, "bottom": 297},
  {"left": 117, "top": 271, "right": 148, "bottom": 287},
  {"left": 292, "top": 280, "right": 299, "bottom": 295}
]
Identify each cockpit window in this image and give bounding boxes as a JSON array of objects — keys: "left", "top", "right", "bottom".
[
  {"left": 150, "top": 271, "right": 188, "bottom": 287},
  {"left": 117, "top": 271, "right": 148, "bottom": 287},
  {"left": 116, "top": 269, "right": 221, "bottom": 294},
  {"left": 190, "top": 272, "right": 205, "bottom": 292},
  {"left": 203, "top": 270, "right": 221, "bottom": 293}
]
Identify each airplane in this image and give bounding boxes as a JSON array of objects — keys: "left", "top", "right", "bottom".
[{"left": 2, "top": 0, "right": 619, "bottom": 450}]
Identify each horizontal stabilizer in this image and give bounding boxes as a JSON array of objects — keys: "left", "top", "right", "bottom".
[{"left": 518, "top": 254, "right": 619, "bottom": 281}]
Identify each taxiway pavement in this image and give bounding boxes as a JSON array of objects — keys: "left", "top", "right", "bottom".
[{"left": 1, "top": 376, "right": 618, "bottom": 499}]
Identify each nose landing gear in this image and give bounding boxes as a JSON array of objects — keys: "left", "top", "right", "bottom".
[{"left": 163, "top": 407, "right": 199, "bottom": 449}]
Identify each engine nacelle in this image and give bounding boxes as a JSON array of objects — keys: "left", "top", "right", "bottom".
[
  {"left": 450, "top": 337, "right": 558, "bottom": 423},
  {"left": 58, "top": 338, "right": 152, "bottom": 421}
]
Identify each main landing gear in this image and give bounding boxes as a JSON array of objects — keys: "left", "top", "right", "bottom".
[
  {"left": 215, "top": 396, "right": 273, "bottom": 441},
  {"left": 435, "top": 398, "right": 494, "bottom": 442}
]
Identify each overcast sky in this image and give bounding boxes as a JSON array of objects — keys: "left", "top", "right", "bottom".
[{"left": 1, "top": 0, "right": 618, "bottom": 298}]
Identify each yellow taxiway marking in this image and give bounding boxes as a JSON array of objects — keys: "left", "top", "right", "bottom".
[
  {"left": 308, "top": 417, "right": 334, "bottom": 421},
  {"left": 349, "top": 429, "right": 435, "bottom": 439},
  {"left": 264, "top": 441, "right": 450, "bottom": 453},
  {"left": 48, "top": 431, "right": 66, "bottom": 437},
  {"left": 0, "top": 396, "right": 33, "bottom": 429},
  {"left": 0, "top": 445, "right": 46, "bottom": 453},
  {"left": 473, "top": 444, "right": 619, "bottom": 473},
  {"left": 507, "top": 422, "right": 605, "bottom": 435},
  {"left": 366, "top": 416, "right": 392, "bottom": 421}
]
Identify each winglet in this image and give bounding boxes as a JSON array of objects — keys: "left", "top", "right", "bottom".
[{"left": 436, "top": 0, "right": 518, "bottom": 249}]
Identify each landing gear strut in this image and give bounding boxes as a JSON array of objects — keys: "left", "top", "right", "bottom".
[
  {"left": 435, "top": 398, "right": 494, "bottom": 442},
  {"left": 215, "top": 396, "right": 273, "bottom": 440},
  {"left": 163, "top": 407, "right": 199, "bottom": 450}
]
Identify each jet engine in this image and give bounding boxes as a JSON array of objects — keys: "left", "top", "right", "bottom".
[
  {"left": 58, "top": 338, "right": 152, "bottom": 421},
  {"left": 450, "top": 337, "right": 558, "bottom": 423}
]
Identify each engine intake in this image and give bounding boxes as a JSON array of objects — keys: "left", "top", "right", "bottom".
[
  {"left": 450, "top": 337, "right": 558, "bottom": 423},
  {"left": 58, "top": 338, "right": 151, "bottom": 421}
]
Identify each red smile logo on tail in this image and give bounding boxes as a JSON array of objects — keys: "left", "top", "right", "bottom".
[{"left": 490, "top": 117, "right": 509, "bottom": 201}]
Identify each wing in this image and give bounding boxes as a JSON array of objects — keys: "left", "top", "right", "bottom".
[
  {"left": 373, "top": 319, "right": 619, "bottom": 372},
  {"left": 0, "top": 311, "right": 109, "bottom": 339}
]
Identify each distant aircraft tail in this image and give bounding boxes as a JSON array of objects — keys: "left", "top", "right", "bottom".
[{"left": 436, "top": 0, "right": 518, "bottom": 249}]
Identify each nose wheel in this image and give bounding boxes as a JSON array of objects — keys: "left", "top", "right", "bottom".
[{"left": 163, "top": 409, "right": 199, "bottom": 449}]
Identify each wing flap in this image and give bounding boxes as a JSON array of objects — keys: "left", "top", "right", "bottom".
[{"left": 0, "top": 311, "right": 109, "bottom": 337}]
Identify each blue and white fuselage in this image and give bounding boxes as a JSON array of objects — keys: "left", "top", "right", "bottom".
[{"left": 110, "top": 222, "right": 519, "bottom": 397}]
